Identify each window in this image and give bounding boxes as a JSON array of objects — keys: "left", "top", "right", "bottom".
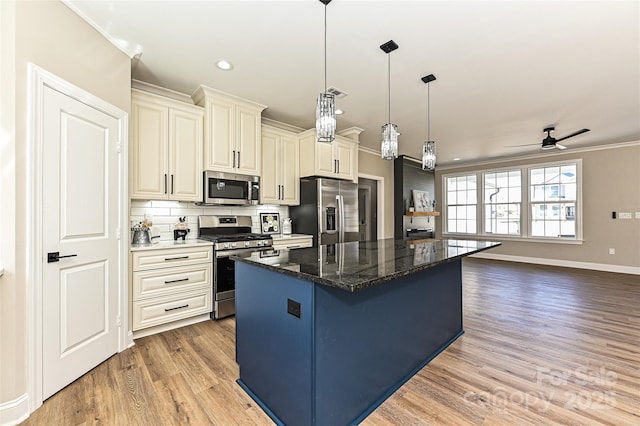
[
  {"left": 443, "top": 160, "right": 581, "bottom": 242},
  {"left": 483, "top": 170, "right": 521, "bottom": 235},
  {"left": 530, "top": 164, "right": 577, "bottom": 238},
  {"left": 446, "top": 174, "right": 477, "bottom": 234}
]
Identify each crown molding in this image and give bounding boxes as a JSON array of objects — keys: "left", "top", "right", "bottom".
[
  {"left": 62, "top": 0, "right": 141, "bottom": 58},
  {"left": 436, "top": 140, "right": 640, "bottom": 171}
]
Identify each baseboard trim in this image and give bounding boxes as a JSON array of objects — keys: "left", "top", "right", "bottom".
[
  {"left": 132, "top": 313, "right": 211, "bottom": 340},
  {"left": 0, "top": 393, "right": 29, "bottom": 426},
  {"left": 470, "top": 252, "right": 640, "bottom": 275}
]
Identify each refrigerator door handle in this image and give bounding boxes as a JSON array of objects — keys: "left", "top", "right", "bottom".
[{"left": 337, "top": 194, "right": 345, "bottom": 243}]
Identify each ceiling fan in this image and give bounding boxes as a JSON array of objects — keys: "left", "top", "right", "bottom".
[{"left": 509, "top": 127, "right": 591, "bottom": 150}]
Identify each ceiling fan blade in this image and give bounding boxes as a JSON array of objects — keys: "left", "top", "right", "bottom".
[
  {"left": 555, "top": 143, "right": 568, "bottom": 150},
  {"left": 505, "top": 143, "right": 540, "bottom": 147},
  {"left": 556, "top": 128, "right": 590, "bottom": 142}
]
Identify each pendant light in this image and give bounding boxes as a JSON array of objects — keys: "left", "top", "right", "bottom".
[
  {"left": 380, "top": 40, "right": 399, "bottom": 160},
  {"left": 421, "top": 74, "right": 437, "bottom": 170},
  {"left": 316, "top": 0, "right": 335, "bottom": 143}
]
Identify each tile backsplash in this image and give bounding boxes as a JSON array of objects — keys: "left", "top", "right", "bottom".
[{"left": 130, "top": 200, "right": 289, "bottom": 241}]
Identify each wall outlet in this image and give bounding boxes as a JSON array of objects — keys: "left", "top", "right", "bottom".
[
  {"left": 619, "top": 212, "right": 632, "bottom": 219},
  {"left": 635, "top": 212, "right": 640, "bottom": 219},
  {"left": 609, "top": 248, "right": 615, "bottom": 255}
]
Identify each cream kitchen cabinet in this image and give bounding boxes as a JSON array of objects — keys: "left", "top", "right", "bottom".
[
  {"left": 192, "top": 85, "right": 267, "bottom": 175},
  {"left": 271, "top": 234, "right": 313, "bottom": 250},
  {"left": 298, "top": 127, "right": 362, "bottom": 182},
  {"left": 131, "top": 242, "right": 213, "bottom": 337},
  {"left": 131, "top": 89, "right": 203, "bottom": 201},
  {"left": 261, "top": 125, "right": 300, "bottom": 205}
]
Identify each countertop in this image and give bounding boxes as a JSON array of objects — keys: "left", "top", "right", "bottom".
[
  {"left": 233, "top": 238, "right": 501, "bottom": 292},
  {"left": 130, "top": 239, "right": 213, "bottom": 252}
]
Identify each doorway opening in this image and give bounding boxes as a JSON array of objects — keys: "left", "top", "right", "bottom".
[{"left": 358, "top": 178, "right": 378, "bottom": 242}]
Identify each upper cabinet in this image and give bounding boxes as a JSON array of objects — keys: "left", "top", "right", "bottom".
[
  {"left": 192, "top": 86, "right": 267, "bottom": 175},
  {"left": 261, "top": 125, "right": 300, "bottom": 205},
  {"left": 131, "top": 89, "right": 203, "bottom": 201},
  {"left": 299, "top": 128, "right": 363, "bottom": 183}
]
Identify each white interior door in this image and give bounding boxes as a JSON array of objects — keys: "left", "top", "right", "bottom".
[{"left": 41, "top": 85, "right": 119, "bottom": 399}]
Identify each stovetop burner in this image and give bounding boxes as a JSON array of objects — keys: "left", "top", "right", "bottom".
[
  {"left": 199, "top": 233, "right": 272, "bottom": 243},
  {"left": 198, "top": 215, "right": 273, "bottom": 250}
]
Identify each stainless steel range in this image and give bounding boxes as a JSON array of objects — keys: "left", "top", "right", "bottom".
[{"left": 198, "top": 215, "right": 273, "bottom": 319}]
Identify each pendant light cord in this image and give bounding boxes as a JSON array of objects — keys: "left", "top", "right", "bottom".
[
  {"left": 324, "top": 4, "right": 327, "bottom": 93},
  {"left": 387, "top": 53, "right": 391, "bottom": 124},
  {"left": 427, "top": 83, "right": 431, "bottom": 141}
]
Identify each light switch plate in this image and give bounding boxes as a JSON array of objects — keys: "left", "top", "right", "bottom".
[
  {"left": 635, "top": 212, "right": 640, "bottom": 219},
  {"left": 619, "top": 212, "right": 632, "bottom": 219}
]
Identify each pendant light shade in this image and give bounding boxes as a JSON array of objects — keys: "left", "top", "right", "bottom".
[
  {"left": 421, "top": 74, "right": 437, "bottom": 170},
  {"left": 380, "top": 40, "right": 399, "bottom": 160},
  {"left": 316, "top": 0, "right": 335, "bottom": 143}
]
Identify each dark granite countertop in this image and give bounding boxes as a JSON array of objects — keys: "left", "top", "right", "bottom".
[{"left": 233, "top": 238, "right": 501, "bottom": 292}]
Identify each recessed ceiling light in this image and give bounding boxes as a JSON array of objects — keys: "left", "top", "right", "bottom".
[
  {"left": 216, "top": 60, "right": 233, "bottom": 71},
  {"left": 335, "top": 109, "right": 344, "bottom": 115},
  {"left": 453, "top": 157, "right": 461, "bottom": 161}
]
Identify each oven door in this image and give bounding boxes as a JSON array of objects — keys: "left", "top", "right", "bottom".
[{"left": 214, "top": 247, "right": 271, "bottom": 301}]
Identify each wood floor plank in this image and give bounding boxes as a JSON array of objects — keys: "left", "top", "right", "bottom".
[{"left": 23, "top": 258, "right": 640, "bottom": 425}]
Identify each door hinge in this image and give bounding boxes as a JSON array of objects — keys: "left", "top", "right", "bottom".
[
  {"left": 116, "top": 315, "right": 122, "bottom": 326},
  {"left": 116, "top": 227, "right": 121, "bottom": 240},
  {"left": 116, "top": 143, "right": 122, "bottom": 153}
]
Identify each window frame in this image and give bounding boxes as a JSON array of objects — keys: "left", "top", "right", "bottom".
[{"left": 442, "top": 159, "right": 583, "bottom": 244}]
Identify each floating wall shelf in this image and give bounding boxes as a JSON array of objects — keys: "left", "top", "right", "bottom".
[{"left": 405, "top": 211, "right": 440, "bottom": 217}]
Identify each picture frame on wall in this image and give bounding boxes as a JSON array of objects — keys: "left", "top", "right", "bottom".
[
  {"left": 260, "top": 212, "right": 280, "bottom": 234},
  {"left": 412, "top": 190, "right": 431, "bottom": 212}
]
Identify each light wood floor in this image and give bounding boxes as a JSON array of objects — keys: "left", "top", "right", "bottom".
[{"left": 23, "top": 259, "right": 640, "bottom": 425}]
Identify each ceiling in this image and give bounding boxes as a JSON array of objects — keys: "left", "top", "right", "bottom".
[{"left": 66, "top": 0, "right": 640, "bottom": 166}]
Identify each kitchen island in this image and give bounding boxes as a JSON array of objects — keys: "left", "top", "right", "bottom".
[{"left": 233, "top": 238, "right": 500, "bottom": 426}]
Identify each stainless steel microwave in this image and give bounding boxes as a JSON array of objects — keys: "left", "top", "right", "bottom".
[{"left": 203, "top": 171, "right": 259, "bottom": 206}]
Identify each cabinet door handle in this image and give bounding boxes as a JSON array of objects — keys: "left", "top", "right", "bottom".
[
  {"left": 233, "top": 150, "right": 236, "bottom": 168},
  {"left": 164, "top": 256, "right": 189, "bottom": 261},
  {"left": 337, "top": 160, "right": 340, "bottom": 174},
  {"left": 281, "top": 185, "right": 284, "bottom": 200},
  {"left": 164, "top": 174, "right": 168, "bottom": 194},
  {"left": 164, "top": 278, "right": 189, "bottom": 284},
  {"left": 171, "top": 174, "right": 174, "bottom": 194},
  {"left": 165, "top": 304, "right": 189, "bottom": 312},
  {"left": 237, "top": 151, "right": 240, "bottom": 168}
]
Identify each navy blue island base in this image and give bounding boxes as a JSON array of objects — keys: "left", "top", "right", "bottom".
[{"left": 234, "top": 239, "right": 500, "bottom": 425}]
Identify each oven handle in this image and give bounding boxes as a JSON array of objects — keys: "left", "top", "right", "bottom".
[{"left": 215, "top": 246, "right": 273, "bottom": 258}]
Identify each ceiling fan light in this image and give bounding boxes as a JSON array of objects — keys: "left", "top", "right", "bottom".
[
  {"left": 316, "top": 92, "right": 336, "bottom": 143},
  {"left": 381, "top": 123, "right": 399, "bottom": 160},
  {"left": 422, "top": 140, "right": 436, "bottom": 170}
]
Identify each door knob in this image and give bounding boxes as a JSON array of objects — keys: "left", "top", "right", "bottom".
[{"left": 47, "top": 252, "right": 78, "bottom": 263}]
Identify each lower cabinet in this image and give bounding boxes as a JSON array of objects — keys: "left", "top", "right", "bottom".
[
  {"left": 131, "top": 244, "right": 213, "bottom": 336},
  {"left": 271, "top": 235, "right": 313, "bottom": 250}
]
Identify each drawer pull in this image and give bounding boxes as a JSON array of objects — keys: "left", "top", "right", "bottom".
[
  {"left": 165, "top": 304, "right": 189, "bottom": 312},
  {"left": 164, "top": 278, "right": 189, "bottom": 284},
  {"left": 164, "top": 256, "right": 189, "bottom": 261}
]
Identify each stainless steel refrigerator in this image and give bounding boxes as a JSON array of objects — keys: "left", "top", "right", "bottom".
[{"left": 289, "top": 177, "right": 359, "bottom": 247}]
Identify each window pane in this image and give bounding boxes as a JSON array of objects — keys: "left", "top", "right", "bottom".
[
  {"left": 530, "top": 168, "right": 545, "bottom": 185},
  {"left": 448, "top": 219, "right": 457, "bottom": 232},
  {"left": 448, "top": 191, "right": 457, "bottom": 205},
  {"left": 467, "top": 205, "right": 477, "bottom": 219},
  {"left": 457, "top": 205, "right": 468, "bottom": 219},
  {"left": 468, "top": 175, "right": 477, "bottom": 189},
  {"left": 531, "top": 220, "right": 545, "bottom": 236},
  {"left": 546, "top": 220, "right": 560, "bottom": 237},
  {"left": 560, "top": 220, "right": 575, "bottom": 237},
  {"left": 458, "top": 190, "right": 467, "bottom": 204},
  {"left": 467, "top": 220, "right": 476, "bottom": 234},
  {"left": 560, "top": 165, "right": 576, "bottom": 183},
  {"left": 457, "top": 176, "right": 467, "bottom": 190},
  {"left": 447, "top": 177, "right": 457, "bottom": 191},
  {"left": 545, "top": 166, "right": 560, "bottom": 183},
  {"left": 531, "top": 184, "right": 544, "bottom": 201},
  {"left": 508, "top": 187, "right": 521, "bottom": 202},
  {"left": 563, "top": 183, "right": 576, "bottom": 200}
]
